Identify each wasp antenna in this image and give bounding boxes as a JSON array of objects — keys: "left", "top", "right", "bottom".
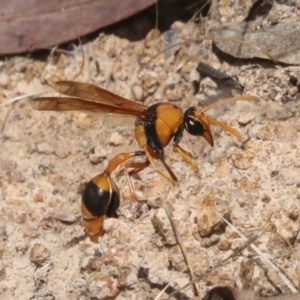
[
  {"left": 202, "top": 95, "right": 259, "bottom": 112},
  {"left": 206, "top": 116, "right": 242, "bottom": 142}
]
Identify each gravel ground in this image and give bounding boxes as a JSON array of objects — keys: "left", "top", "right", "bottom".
[{"left": 0, "top": 2, "right": 299, "bottom": 299}]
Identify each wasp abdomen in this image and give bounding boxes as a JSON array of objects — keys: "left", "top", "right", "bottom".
[{"left": 81, "top": 173, "right": 120, "bottom": 242}]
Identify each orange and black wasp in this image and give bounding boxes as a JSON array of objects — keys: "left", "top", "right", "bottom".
[
  {"left": 30, "top": 80, "right": 258, "bottom": 186},
  {"left": 31, "top": 80, "right": 258, "bottom": 241}
]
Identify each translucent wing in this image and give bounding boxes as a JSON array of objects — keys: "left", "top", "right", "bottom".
[
  {"left": 30, "top": 97, "right": 145, "bottom": 117},
  {"left": 52, "top": 81, "right": 147, "bottom": 111},
  {"left": 30, "top": 80, "right": 148, "bottom": 117}
]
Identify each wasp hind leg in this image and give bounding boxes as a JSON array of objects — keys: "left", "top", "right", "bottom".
[
  {"left": 105, "top": 151, "right": 145, "bottom": 174},
  {"left": 124, "top": 160, "right": 150, "bottom": 201}
]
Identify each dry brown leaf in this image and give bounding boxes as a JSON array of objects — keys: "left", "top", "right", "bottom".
[
  {"left": 0, "top": 0, "right": 154, "bottom": 55},
  {"left": 212, "top": 22, "right": 300, "bottom": 64}
]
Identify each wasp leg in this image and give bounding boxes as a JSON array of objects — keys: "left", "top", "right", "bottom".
[
  {"left": 106, "top": 151, "right": 147, "bottom": 202},
  {"left": 126, "top": 161, "right": 150, "bottom": 176},
  {"left": 124, "top": 160, "right": 150, "bottom": 201},
  {"left": 160, "top": 157, "right": 178, "bottom": 183},
  {"left": 106, "top": 151, "right": 145, "bottom": 174},
  {"left": 144, "top": 146, "right": 178, "bottom": 186},
  {"left": 172, "top": 144, "right": 199, "bottom": 171}
]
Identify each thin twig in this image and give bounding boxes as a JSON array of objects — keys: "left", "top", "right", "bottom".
[{"left": 164, "top": 205, "right": 198, "bottom": 297}]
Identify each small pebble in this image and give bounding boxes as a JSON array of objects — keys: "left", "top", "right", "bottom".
[
  {"left": 89, "top": 145, "right": 108, "bottom": 164},
  {"left": 73, "top": 112, "right": 94, "bottom": 129},
  {"left": 131, "top": 84, "right": 144, "bottom": 101},
  {"left": 36, "top": 142, "right": 53, "bottom": 155},
  {"left": 33, "top": 193, "right": 43, "bottom": 203},
  {"left": 1, "top": 160, "right": 17, "bottom": 171},
  {"left": 29, "top": 243, "right": 51, "bottom": 266},
  {"left": 238, "top": 113, "right": 255, "bottom": 125},
  {"left": 109, "top": 132, "right": 125, "bottom": 146},
  {"left": 0, "top": 73, "right": 9, "bottom": 88},
  {"left": 88, "top": 272, "right": 119, "bottom": 299}
]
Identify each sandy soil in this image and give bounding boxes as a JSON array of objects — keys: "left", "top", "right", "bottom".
[{"left": 0, "top": 2, "right": 300, "bottom": 300}]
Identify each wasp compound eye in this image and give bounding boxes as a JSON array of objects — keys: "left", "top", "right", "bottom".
[{"left": 184, "top": 108, "right": 205, "bottom": 136}]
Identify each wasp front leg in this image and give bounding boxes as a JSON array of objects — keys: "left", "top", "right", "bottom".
[
  {"left": 172, "top": 144, "right": 198, "bottom": 171},
  {"left": 143, "top": 146, "right": 178, "bottom": 186},
  {"left": 173, "top": 124, "right": 198, "bottom": 171}
]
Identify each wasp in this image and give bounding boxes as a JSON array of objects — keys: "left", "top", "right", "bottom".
[
  {"left": 81, "top": 151, "right": 145, "bottom": 242},
  {"left": 30, "top": 80, "right": 258, "bottom": 185}
]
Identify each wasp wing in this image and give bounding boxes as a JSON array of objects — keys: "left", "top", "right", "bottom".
[
  {"left": 52, "top": 81, "right": 147, "bottom": 112},
  {"left": 30, "top": 97, "right": 145, "bottom": 117}
]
